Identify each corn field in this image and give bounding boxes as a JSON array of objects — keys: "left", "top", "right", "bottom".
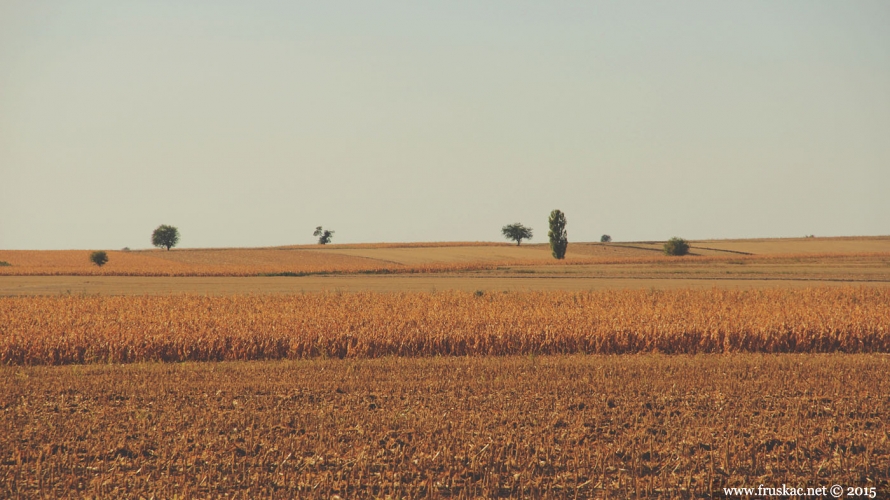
[{"left": 2, "top": 287, "right": 888, "bottom": 365}]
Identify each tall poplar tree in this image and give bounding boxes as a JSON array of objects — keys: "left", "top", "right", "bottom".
[{"left": 548, "top": 210, "right": 568, "bottom": 259}]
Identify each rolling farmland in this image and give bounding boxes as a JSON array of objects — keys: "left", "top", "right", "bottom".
[
  {"left": 2, "top": 237, "right": 889, "bottom": 497},
  {"left": 3, "top": 236, "right": 888, "bottom": 278}
]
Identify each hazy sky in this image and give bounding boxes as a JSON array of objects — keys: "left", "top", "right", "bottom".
[{"left": 1, "top": 1, "right": 888, "bottom": 250}]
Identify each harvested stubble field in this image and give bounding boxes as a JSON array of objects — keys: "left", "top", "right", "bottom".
[
  {"left": 1, "top": 287, "right": 888, "bottom": 365},
  {"left": 1, "top": 355, "right": 888, "bottom": 498}
]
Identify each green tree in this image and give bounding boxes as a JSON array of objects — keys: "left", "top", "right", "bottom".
[
  {"left": 548, "top": 210, "right": 568, "bottom": 259},
  {"left": 90, "top": 251, "right": 108, "bottom": 267},
  {"left": 151, "top": 225, "right": 180, "bottom": 250},
  {"left": 601, "top": 234, "right": 612, "bottom": 243},
  {"left": 501, "top": 223, "right": 533, "bottom": 246},
  {"left": 314, "top": 226, "right": 335, "bottom": 245},
  {"left": 663, "top": 237, "right": 690, "bottom": 256}
]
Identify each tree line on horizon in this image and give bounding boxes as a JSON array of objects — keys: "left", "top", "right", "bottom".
[
  {"left": 501, "top": 209, "right": 688, "bottom": 259},
  {"left": 85, "top": 217, "right": 691, "bottom": 267}
]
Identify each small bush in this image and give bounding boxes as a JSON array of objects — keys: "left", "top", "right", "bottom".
[
  {"left": 600, "top": 234, "right": 612, "bottom": 243},
  {"left": 663, "top": 237, "right": 690, "bottom": 256},
  {"left": 0, "top": 261, "right": 11, "bottom": 267},
  {"left": 90, "top": 251, "right": 109, "bottom": 267}
]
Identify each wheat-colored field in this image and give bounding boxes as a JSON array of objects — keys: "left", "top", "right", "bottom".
[
  {"left": 2, "top": 252, "right": 888, "bottom": 296},
  {"left": 319, "top": 243, "right": 650, "bottom": 264},
  {"left": 0, "top": 248, "right": 392, "bottom": 276},
  {"left": 0, "top": 243, "right": 650, "bottom": 277},
  {"left": 618, "top": 235, "right": 890, "bottom": 256},
  {"left": 1, "top": 237, "right": 889, "bottom": 282}
]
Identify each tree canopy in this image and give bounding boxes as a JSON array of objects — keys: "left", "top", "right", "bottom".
[
  {"left": 151, "top": 225, "right": 180, "bottom": 251},
  {"left": 501, "top": 223, "right": 533, "bottom": 246}
]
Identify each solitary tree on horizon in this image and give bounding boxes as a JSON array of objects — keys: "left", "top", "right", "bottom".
[
  {"left": 548, "top": 210, "right": 568, "bottom": 259},
  {"left": 314, "top": 226, "right": 335, "bottom": 245},
  {"left": 501, "top": 223, "right": 533, "bottom": 246},
  {"left": 151, "top": 225, "right": 180, "bottom": 250}
]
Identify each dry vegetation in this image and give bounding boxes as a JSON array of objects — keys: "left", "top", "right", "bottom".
[
  {"left": 3, "top": 237, "right": 889, "bottom": 497},
  {"left": 2, "top": 287, "right": 888, "bottom": 365},
  {"left": 2, "top": 355, "right": 887, "bottom": 498}
]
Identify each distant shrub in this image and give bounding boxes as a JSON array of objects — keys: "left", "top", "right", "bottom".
[
  {"left": 0, "top": 261, "right": 11, "bottom": 267},
  {"left": 600, "top": 234, "right": 612, "bottom": 243},
  {"left": 663, "top": 237, "right": 690, "bottom": 256},
  {"left": 121, "top": 247, "right": 131, "bottom": 252},
  {"left": 90, "top": 251, "right": 109, "bottom": 267}
]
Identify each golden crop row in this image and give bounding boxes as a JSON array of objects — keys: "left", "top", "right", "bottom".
[{"left": 2, "top": 287, "right": 888, "bottom": 365}]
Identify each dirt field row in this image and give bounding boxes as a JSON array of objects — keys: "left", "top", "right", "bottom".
[{"left": 2, "top": 355, "right": 887, "bottom": 498}]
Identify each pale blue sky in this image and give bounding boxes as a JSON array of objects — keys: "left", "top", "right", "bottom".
[{"left": 1, "top": 1, "right": 888, "bottom": 249}]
